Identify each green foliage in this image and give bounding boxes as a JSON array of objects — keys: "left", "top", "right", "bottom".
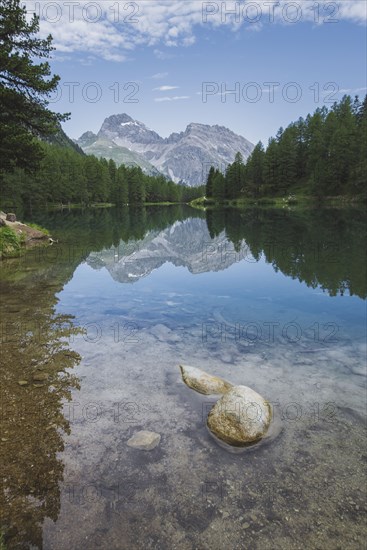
[
  {"left": 225, "top": 151, "right": 245, "bottom": 199},
  {"left": 0, "top": 530, "right": 6, "bottom": 550},
  {"left": 245, "top": 141, "right": 265, "bottom": 197},
  {"left": 112, "top": 165, "right": 128, "bottom": 205},
  {"left": 0, "top": 226, "right": 21, "bottom": 256},
  {"left": 205, "top": 166, "right": 215, "bottom": 198},
  {"left": 24, "top": 222, "right": 50, "bottom": 235},
  {"left": 0, "top": 141, "right": 204, "bottom": 209},
  {"left": 128, "top": 167, "right": 145, "bottom": 204},
  {"left": 0, "top": 0, "right": 69, "bottom": 175},
  {"left": 205, "top": 95, "right": 367, "bottom": 201},
  {"left": 207, "top": 169, "right": 225, "bottom": 202}
]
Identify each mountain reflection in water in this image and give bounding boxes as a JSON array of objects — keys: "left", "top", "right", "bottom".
[{"left": 0, "top": 205, "right": 365, "bottom": 549}]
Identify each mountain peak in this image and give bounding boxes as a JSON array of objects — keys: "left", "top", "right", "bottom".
[
  {"left": 185, "top": 122, "right": 239, "bottom": 134},
  {"left": 186, "top": 122, "right": 204, "bottom": 128},
  {"left": 77, "top": 130, "right": 97, "bottom": 147},
  {"left": 98, "top": 113, "right": 163, "bottom": 145},
  {"left": 104, "top": 113, "right": 134, "bottom": 125},
  {"left": 78, "top": 114, "right": 254, "bottom": 186}
]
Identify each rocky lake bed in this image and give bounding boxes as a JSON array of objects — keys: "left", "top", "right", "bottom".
[{"left": 1, "top": 207, "right": 366, "bottom": 549}]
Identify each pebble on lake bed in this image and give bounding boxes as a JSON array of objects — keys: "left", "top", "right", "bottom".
[
  {"left": 179, "top": 364, "right": 233, "bottom": 395},
  {"left": 127, "top": 431, "right": 161, "bottom": 451},
  {"left": 32, "top": 372, "right": 49, "bottom": 382}
]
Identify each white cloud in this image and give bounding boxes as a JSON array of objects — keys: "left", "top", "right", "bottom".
[
  {"left": 151, "top": 72, "right": 169, "bottom": 79},
  {"left": 154, "top": 96, "right": 190, "bottom": 102},
  {"left": 103, "top": 52, "right": 127, "bottom": 62},
  {"left": 337, "top": 86, "right": 367, "bottom": 94},
  {"left": 338, "top": 2, "right": 367, "bottom": 24},
  {"left": 51, "top": 54, "right": 73, "bottom": 63},
  {"left": 153, "top": 49, "right": 176, "bottom": 60},
  {"left": 153, "top": 85, "right": 179, "bottom": 91},
  {"left": 24, "top": 1, "right": 366, "bottom": 62}
]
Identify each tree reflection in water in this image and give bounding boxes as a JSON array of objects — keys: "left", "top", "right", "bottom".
[
  {"left": 0, "top": 204, "right": 365, "bottom": 547},
  {"left": 0, "top": 264, "right": 82, "bottom": 548}
]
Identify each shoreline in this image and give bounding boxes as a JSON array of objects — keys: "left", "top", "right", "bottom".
[
  {"left": 189, "top": 194, "right": 367, "bottom": 210},
  {"left": 0, "top": 212, "right": 50, "bottom": 259}
]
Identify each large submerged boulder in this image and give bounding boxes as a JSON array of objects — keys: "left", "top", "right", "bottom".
[
  {"left": 180, "top": 365, "right": 233, "bottom": 395},
  {"left": 207, "top": 385, "right": 271, "bottom": 446}
]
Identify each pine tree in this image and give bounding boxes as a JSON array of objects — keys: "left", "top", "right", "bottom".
[
  {"left": 0, "top": 0, "right": 69, "bottom": 175},
  {"left": 329, "top": 96, "right": 357, "bottom": 192},
  {"left": 212, "top": 169, "right": 226, "bottom": 202},
  {"left": 128, "top": 167, "right": 145, "bottom": 204},
  {"left": 305, "top": 108, "right": 327, "bottom": 194},
  {"left": 295, "top": 117, "right": 308, "bottom": 181},
  {"left": 99, "top": 158, "right": 111, "bottom": 202},
  {"left": 84, "top": 156, "right": 102, "bottom": 203},
  {"left": 246, "top": 141, "right": 265, "bottom": 197},
  {"left": 278, "top": 125, "right": 298, "bottom": 193},
  {"left": 205, "top": 166, "right": 215, "bottom": 198},
  {"left": 108, "top": 158, "right": 117, "bottom": 198},
  {"left": 354, "top": 95, "right": 367, "bottom": 195},
  {"left": 263, "top": 137, "right": 279, "bottom": 195},
  {"left": 114, "top": 165, "right": 128, "bottom": 205},
  {"left": 225, "top": 152, "right": 244, "bottom": 199}
]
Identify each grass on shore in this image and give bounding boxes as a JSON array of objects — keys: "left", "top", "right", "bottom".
[
  {"left": 24, "top": 222, "right": 50, "bottom": 236},
  {"left": 0, "top": 221, "right": 50, "bottom": 259},
  {"left": 0, "top": 226, "right": 23, "bottom": 257},
  {"left": 50, "top": 202, "right": 114, "bottom": 209},
  {"left": 190, "top": 193, "right": 366, "bottom": 209},
  {"left": 50, "top": 201, "right": 188, "bottom": 209}
]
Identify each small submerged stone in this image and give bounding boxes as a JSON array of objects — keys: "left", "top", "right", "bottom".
[
  {"left": 207, "top": 385, "right": 271, "bottom": 446},
  {"left": 32, "top": 372, "right": 49, "bottom": 382},
  {"left": 179, "top": 365, "right": 233, "bottom": 395},
  {"left": 17, "top": 380, "right": 28, "bottom": 386},
  {"left": 127, "top": 430, "right": 161, "bottom": 451}
]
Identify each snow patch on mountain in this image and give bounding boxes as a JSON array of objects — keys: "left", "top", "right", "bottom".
[{"left": 77, "top": 114, "right": 254, "bottom": 186}]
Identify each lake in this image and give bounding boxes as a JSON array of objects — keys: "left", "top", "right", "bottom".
[{"left": 0, "top": 205, "right": 366, "bottom": 549}]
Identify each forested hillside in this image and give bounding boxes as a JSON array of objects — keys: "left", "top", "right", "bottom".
[
  {"left": 206, "top": 95, "right": 367, "bottom": 201},
  {"left": 0, "top": 142, "right": 205, "bottom": 210}
]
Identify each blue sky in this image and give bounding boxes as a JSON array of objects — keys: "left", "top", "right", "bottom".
[{"left": 27, "top": 0, "right": 366, "bottom": 144}]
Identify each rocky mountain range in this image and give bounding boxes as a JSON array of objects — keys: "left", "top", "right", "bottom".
[
  {"left": 76, "top": 114, "right": 254, "bottom": 186},
  {"left": 87, "top": 217, "right": 243, "bottom": 283}
]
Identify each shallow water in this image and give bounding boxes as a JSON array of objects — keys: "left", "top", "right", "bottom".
[{"left": 1, "top": 206, "right": 366, "bottom": 549}]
